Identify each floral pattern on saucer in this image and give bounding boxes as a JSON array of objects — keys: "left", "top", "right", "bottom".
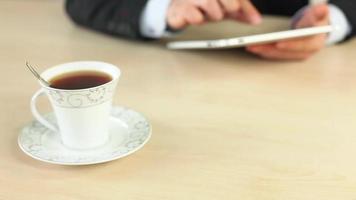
[{"left": 18, "top": 106, "right": 151, "bottom": 165}]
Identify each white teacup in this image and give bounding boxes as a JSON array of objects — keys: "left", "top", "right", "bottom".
[{"left": 31, "top": 61, "right": 120, "bottom": 149}]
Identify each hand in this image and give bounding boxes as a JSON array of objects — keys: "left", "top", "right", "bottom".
[
  {"left": 167, "top": 0, "right": 262, "bottom": 30},
  {"left": 246, "top": 4, "right": 329, "bottom": 61}
]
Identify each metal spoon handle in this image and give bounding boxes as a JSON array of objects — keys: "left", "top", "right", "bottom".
[{"left": 26, "top": 62, "right": 50, "bottom": 87}]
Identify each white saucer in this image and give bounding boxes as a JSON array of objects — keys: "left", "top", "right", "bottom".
[{"left": 18, "top": 106, "right": 151, "bottom": 165}]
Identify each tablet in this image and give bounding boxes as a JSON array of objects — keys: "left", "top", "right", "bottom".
[{"left": 167, "top": 25, "right": 333, "bottom": 50}]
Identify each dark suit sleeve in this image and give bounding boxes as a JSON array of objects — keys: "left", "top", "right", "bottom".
[
  {"left": 65, "top": 0, "right": 149, "bottom": 39},
  {"left": 251, "top": 0, "right": 307, "bottom": 16},
  {"left": 330, "top": 0, "right": 356, "bottom": 38}
]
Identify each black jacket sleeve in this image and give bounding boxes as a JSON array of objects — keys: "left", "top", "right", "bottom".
[
  {"left": 251, "top": 0, "right": 308, "bottom": 16},
  {"left": 65, "top": 0, "right": 149, "bottom": 39}
]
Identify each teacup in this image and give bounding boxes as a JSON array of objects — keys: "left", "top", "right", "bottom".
[{"left": 31, "top": 61, "right": 120, "bottom": 149}]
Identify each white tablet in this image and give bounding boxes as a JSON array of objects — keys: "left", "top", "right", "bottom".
[{"left": 167, "top": 25, "right": 333, "bottom": 50}]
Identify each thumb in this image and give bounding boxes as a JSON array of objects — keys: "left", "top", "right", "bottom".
[
  {"left": 313, "top": 4, "right": 329, "bottom": 21},
  {"left": 296, "top": 4, "right": 329, "bottom": 28}
]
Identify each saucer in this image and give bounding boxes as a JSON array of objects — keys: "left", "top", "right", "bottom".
[{"left": 18, "top": 106, "right": 151, "bottom": 165}]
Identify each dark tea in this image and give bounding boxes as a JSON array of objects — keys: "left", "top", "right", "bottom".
[{"left": 49, "top": 70, "right": 112, "bottom": 90}]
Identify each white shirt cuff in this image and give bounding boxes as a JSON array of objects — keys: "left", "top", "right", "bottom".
[
  {"left": 139, "top": 0, "right": 171, "bottom": 38},
  {"left": 327, "top": 4, "right": 352, "bottom": 45}
]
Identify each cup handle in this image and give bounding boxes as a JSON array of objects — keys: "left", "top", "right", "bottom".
[{"left": 31, "top": 89, "right": 59, "bottom": 132}]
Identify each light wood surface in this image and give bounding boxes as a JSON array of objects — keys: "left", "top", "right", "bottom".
[{"left": 1, "top": 1, "right": 356, "bottom": 199}]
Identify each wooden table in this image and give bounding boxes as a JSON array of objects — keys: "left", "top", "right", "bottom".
[{"left": 1, "top": 1, "right": 356, "bottom": 199}]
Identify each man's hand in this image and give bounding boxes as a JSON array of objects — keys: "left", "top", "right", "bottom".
[
  {"left": 246, "top": 4, "right": 329, "bottom": 61},
  {"left": 167, "top": 0, "right": 262, "bottom": 30}
]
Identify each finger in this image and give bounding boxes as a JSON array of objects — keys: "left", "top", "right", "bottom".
[
  {"left": 228, "top": 11, "right": 251, "bottom": 24},
  {"left": 260, "top": 51, "right": 312, "bottom": 60},
  {"left": 218, "top": 0, "right": 240, "bottom": 14},
  {"left": 275, "top": 34, "right": 327, "bottom": 52},
  {"left": 167, "top": 4, "right": 187, "bottom": 29},
  {"left": 185, "top": 6, "right": 205, "bottom": 25},
  {"left": 247, "top": 45, "right": 313, "bottom": 60},
  {"left": 167, "top": 14, "right": 186, "bottom": 29},
  {"left": 247, "top": 43, "right": 276, "bottom": 51},
  {"left": 195, "top": 0, "right": 224, "bottom": 21},
  {"left": 238, "top": 0, "right": 262, "bottom": 24}
]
